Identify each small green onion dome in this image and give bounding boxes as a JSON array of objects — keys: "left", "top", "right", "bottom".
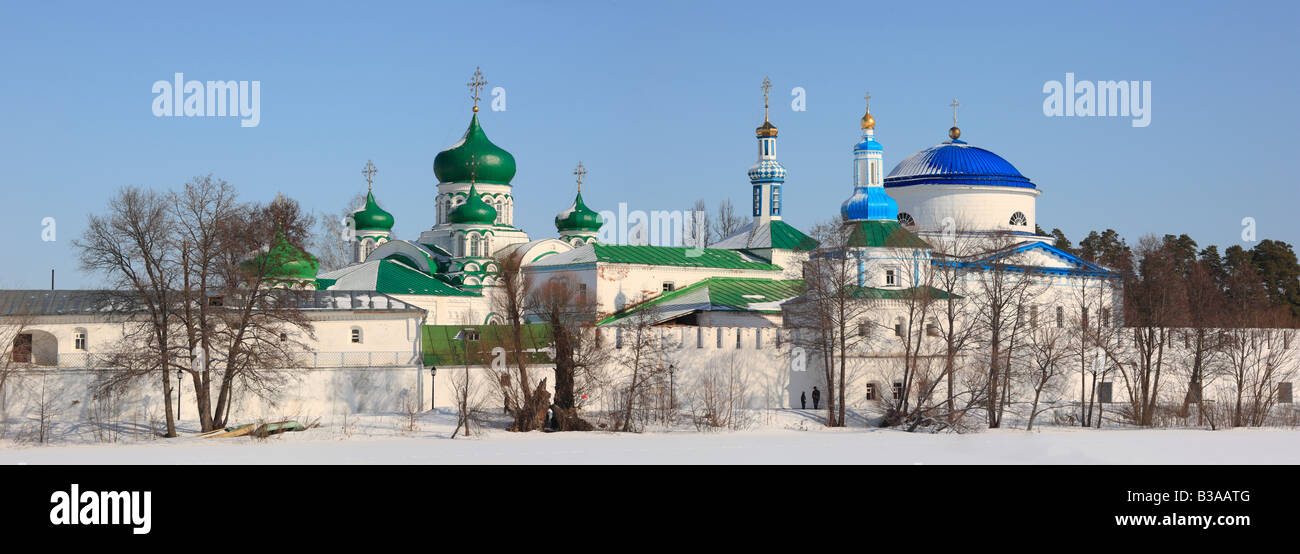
[
  {"left": 352, "top": 190, "right": 394, "bottom": 232},
  {"left": 555, "top": 191, "right": 603, "bottom": 233},
  {"left": 433, "top": 113, "right": 517, "bottom": 185},
  {"left": 447, "top": 184, "right": 498, "bottom": 225},
  {"left": 244, "top": 231, "right": 319, "bottom": 280}
]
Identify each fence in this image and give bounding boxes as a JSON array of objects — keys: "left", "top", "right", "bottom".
[{"left": 52, "top": 351, "right": 421, "bottom": 370}]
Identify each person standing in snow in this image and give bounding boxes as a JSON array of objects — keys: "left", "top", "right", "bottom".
[
  {"left": 800, "top": 391, "right": 807, "bottom": 409},
  {"left": 812, "top": 387, "right": 821, "bottom": 409}
]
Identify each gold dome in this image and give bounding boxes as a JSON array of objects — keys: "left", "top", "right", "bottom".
[
  {"left": 860, "top": 109, "right": 875, "bottom": 130},
  {"left": 756, "top": 118, "right": 778, "bottom": 137},
  {"left": 948, "top": 126, "right": 961, "bottom": 140}
]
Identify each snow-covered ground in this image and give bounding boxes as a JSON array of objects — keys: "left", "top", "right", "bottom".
[{"left": 2, "top": 409, "right": 1299, "bottom": 465}]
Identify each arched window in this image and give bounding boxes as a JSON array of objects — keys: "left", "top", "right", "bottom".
[
  {"left": 1009, "top": 211, "right": 1028, "bottom": 226},
  {"left": 897, "top": 212, "right": 916, "bottom": 226}
]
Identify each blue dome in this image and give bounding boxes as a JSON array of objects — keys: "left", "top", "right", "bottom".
[
  {"left": 841, "top": 185, "right": 898, "bottom": 222},
  {"left": 854, "top": 136, "right": 883, "bottom": 152},
  {"left": 884, "top": 139, "right": 1034, "bottom": 189}
]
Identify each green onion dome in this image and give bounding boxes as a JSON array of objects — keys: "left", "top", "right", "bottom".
[
  {"left": 244, "top": 231, "right": 319, "bottom": 280},
  {"left": 351, "top": 190, "right": 394, "bottom": 232},
  {"left": 447, "top": 184, "right": 498, "bottom": 225},
  {"left": 433, "top": 113, "right": 517, "bottom": 185},
  {"left": 555, "top": 191, "right": 602, "bottom": 233}
]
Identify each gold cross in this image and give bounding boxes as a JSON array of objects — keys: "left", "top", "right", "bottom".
[
  {"left": 465, "top": 153, "right": 480, "bottom": 184},
  {"left": 467, "top": 67, "right": 487, "bottom": 112},
  {"left": 362, "top": 160, "right": 377, "bottom": 191},
  {"left": 760, "top": 76, "right": 772, "bottom": 120},
  {"left": 949, "top": 98, "right": 960, "bottom": 125},
  {"left": 864, "top": 91, "right": 872, "bottom": 109},
  {"left": 573, "top": 161, "right": 587, "bottom": 192}
]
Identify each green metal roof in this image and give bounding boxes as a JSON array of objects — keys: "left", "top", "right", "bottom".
[
  {"left": 591, "top": 244, "right": 781, "bottom": 270},
  {"left": 598, "top": 277, "right": 804, "bottom": 325},
  {"left": 421, "top": 324, "right": 554, "bottom": 367},
  {"left": 375, "top": 260, "right": 480, "bottom": 296},
  {"left": 848, "top": 284, "right": 956, "bottom": 300},
  {"left": 845, "top": 220, "right": 932, "bottom": 249},
  {"left": 768, "top": 220, "right": 820, "bottom": 250}
]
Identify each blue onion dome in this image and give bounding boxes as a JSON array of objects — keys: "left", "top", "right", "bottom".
[
  {"left": 555, "top": 191, "right": 603, "bottom": 233},
  {"left": 748, "top": 159, "right": 787, "bottom": 182},
  {"left": 841, "top": 185, "right": 899, "bottom": 222},
  {"left": 884, "top": 130, "right": 1034, "bottom": 189},
  {"left": 447, "top": 184, "right": 498, "bottom": 224},
  {"left": 351, "top": 190, "right": 394, "bottom": 231},
  {"left": 433, "top": 113, "right": 517, "bottom": 185}
]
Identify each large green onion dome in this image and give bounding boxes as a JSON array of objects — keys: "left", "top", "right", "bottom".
[
  {"left": 351, "top": 190, "right": 394, "bottom": 231},
  {"left": 244, "top": 231, "right": 319, "bottom": 280},
  {"left": 433, "top": 113, "right": 517, "bottom": 185},
  {"left": 447, "top": 184, "right": 498, "bottom": 225},
  {"left": 555, "top": 191, "right": 602, "bottom": 232}
]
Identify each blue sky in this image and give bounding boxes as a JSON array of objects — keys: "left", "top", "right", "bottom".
[{"left": 1, "top": 0, "right": 1296, "bottom": 288}]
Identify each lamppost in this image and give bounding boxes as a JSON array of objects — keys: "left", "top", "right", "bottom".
[{"left": 429, "top": 365, "right": 438, "bottom": 413}]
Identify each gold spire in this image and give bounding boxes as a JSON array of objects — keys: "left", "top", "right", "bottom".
[
  {"left": 756, "top": 76, "right": 778, "bottom": 137},
  {"left": 860, "top": 91, "right": 875, "bottom": 130},
  {"left": 948, "top": 98, "right": 961, "bottom": 140},
  {"left": 467, "top": 67, "right": 487, "bottom": 113}
]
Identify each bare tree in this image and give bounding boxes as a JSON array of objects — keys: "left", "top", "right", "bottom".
[
  {"left": 1112, "top": 236, "right": 1185, "bottom": 426},
  {"left": 713, "top": 198, "right": 743, "bottom": 241},
  {"left": 786, "top": 220, "right": 868, "bottom": 427},
  {"left": 925, "top": 217, "right": 982, "bottom": 425},
  {"left": 1021, "top": 325, "right": 1072, "bottom": 430},
  {"left": 966, "top": 232, "right": 1043, "bottom": 428},
  {"left": 687, "top": 198, "right": 714, "bottom": 247},
  {"left": 492, "top": 251, "right": 550, "bottom": 431},
  {"left": 313, "top": 191, "right": 368, "bottom": 272},
  {"left": 206, "top": 195, "right": 316, "bottom": 429},
  {"left": 75, "top": 186, "right": 182, "bottom": 437},
  {"left": 613, "top": 301, "right": 666, "bottom": 432},
  {"left": 526, "top": 272, "right": 609, "bottom": 430}
]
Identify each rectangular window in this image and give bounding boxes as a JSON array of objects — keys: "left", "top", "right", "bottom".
[
  {"left": 662, "top": 282, "right": 675, "bottom": 293},
  {"left": 1279, "top": 382, "right": 1293, "bottom": 404},
  {"left": 858, "top": 322, "right": 870, "bottom": 338},
  {"left": 1056, "top": 306, "right": 1065, "bottom": 328},
  {"left": 1102, "top": 308, "right": 1111, "bottom": 328},
  {"left": 753, "top": 185, "right": 762, "bottom": 217},
  {"left": 865, "top": 383, "right": 877, "bottom": 401},
  {"left": 351, "top": 329, "right": 361, "bottom": 344},
  {"left": 885, "top": 269, "right": 896, "bottom": 287},
  {"left": 578, "top": 283, "right": 588, "bottom": 303},
  {"left": 736, "top": 330, "right": 742, "bottom": 349},
  {"left": 615, "top": 328, "right": 624, "bottom": 349},
  {"left": 1098, "top": 382, "right": 1113, "bottom": 404},
  {"left": 697, "top": 327, "right": 703, "bottom": 349},
  {"left": 716, "top": 328, "right": 723, "bottom": 349},
  {"left": 74, "top": 332, "right": 87, "bottom": 351},
  {"left": 755, "top": 329, "right": 763, "bottom": 349},
  {"left": 770, "top": 185, "right": 781, "bottom": 216},
  {"left": 892, "top": 381, "right": 903, "bottom": 402},
  {"left": 1030, "top": 306, "right": 1039, "bottom": 328},
  {"left": 894, "top": 323, "right": 903, "bottom": 338}
]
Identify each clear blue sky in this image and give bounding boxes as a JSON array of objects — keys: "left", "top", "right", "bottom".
[{"left": 1, "top": 0, "right": 1296, "bottom": 288}]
